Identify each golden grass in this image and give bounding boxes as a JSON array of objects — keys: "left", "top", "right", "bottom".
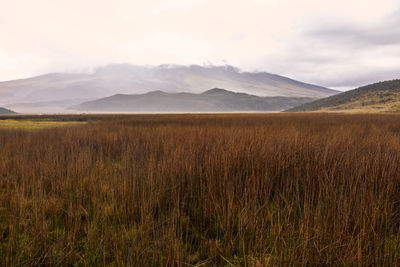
[
  {"left": 0, "top": 119, "right": 87, "bottom": 130},
  {"left": 317, "top": 90, "right": 400, "bottom": 113},
  {"left": 1, "top": 113, "right": 400, "bottom": 265}
]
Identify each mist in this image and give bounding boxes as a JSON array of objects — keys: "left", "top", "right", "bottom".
[{"left": 1, "top": 0, "right": 399, "bottom": 88}]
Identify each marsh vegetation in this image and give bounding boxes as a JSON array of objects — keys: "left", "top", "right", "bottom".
[{"left": 1, "top": 114, "right": 400, "bottom": 265}]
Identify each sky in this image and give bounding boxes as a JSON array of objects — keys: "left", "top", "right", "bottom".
[{"left": 0, "top": 0, "right": 399, "bottom": 89}]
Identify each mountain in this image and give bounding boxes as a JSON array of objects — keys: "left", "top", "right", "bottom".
[
  {"left": 0, "top": 64, "right": 338, "bottom": 113},
  {"left": 0, "top": 107, "right": 17, "bottom": 115},
  {"left": 286, "top": 80, "right": 400, "bottom": 112},
  {"left": 70, "top": 88, "right": 315, "bottom": 112},
  {"left": 6, "top": 99, "right": 90, "bottom": 114}
]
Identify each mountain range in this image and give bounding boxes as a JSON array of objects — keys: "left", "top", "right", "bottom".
[
  {"left": 286, "top": 80, "right": 400, "bottom": 113},
  {"left": 71, "top": 88, "right": 315, "bottom": 112},
  {"left": 0, "top": 107, "right": 16, "bottom": 115},
  {"left": 0, "top": 64, "right": 338, "bottom": 113}
]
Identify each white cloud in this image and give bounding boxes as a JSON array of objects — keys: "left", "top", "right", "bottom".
[{"left": 0, "top": 0, "right": 399, "bottom": 87}]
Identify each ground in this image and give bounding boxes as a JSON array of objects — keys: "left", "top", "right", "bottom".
[{"left": 0, "top": 113, "right": 400, "bottom": 266}]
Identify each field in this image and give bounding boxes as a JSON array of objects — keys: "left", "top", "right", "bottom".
[
  {"left": 1, "top": 114, "right": 400, "bottom": 265},
  {"left": 0, "top": 119, "right": 86, "bottom": 130}
]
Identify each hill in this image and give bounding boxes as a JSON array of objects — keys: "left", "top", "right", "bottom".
[
  {"left": 0, "top": 64, "right": 337, "bottom": 113},
  {"left": 0, "top": 107, "right": 17, "bottom": 115},
  {"left": 286, "top": 80, "right": 400, "bottom": 112},
  {"left": 70, "top": 88, "right": 315, "bottom": 112}
]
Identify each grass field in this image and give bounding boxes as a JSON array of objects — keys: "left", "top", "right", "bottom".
[
  {"left": 0, "top": 119, "right": 87, "bottom": 130},
  {"left": 1, "top": 114, "right": 400, "bottom": 265}
]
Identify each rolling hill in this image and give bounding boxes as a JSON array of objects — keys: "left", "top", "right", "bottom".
[
  {"left": 286, "top": 80, "right": 400, "bottom": 113},
  {"left": 70, "top": 88, "right": 315, "bottom": 112},
  {"left": 0, "top": 107, "right": 17, "bottom": 115},
  {"left": 0, "top": 64, "right": 338, "bottom": 113}
]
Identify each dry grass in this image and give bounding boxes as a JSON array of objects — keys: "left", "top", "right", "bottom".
[
  {"left": 1, "top": 113, "right": 400, "bottom": 265},
  {"left": 315, "top": 90, "right": 400, "bottom": 113}
]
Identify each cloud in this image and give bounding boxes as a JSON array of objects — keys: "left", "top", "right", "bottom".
[
  {"left": 246, "top": 4, "right": 400, "bottom": 88},
  {"left": 308, "top": 9, "right": 400, "bottom": 48},
  {"left": 0, "top": 0, "right": 399, "bottom": 89}
]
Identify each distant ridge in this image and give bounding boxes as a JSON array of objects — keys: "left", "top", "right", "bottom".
[
  {"left": 0, "top": 107, "right": 17, "bottom": 115},
  {"left": 0, "top": 64, "right": 338, "bottom": 113},
  {"left": 286, "top": 80, "right": 400, "bottom": 112},
  {"left": 70, "top": 88, "right": 315, "bottom": 113}
]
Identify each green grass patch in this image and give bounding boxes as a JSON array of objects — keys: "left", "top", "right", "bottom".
[{"left": 0, "top": 119, "right": 87, "bottom": 130}]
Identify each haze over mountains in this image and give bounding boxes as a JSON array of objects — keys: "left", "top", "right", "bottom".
[
  {"left": 286, "top": 80, "right": 400, "bottom": 113},
  {"left": 0, "top": 64, "right": 338, "bottom": 113},
  {"left": 72, "top": 88, "right": 314, "bottom": 113},
  {"left": 0, "top": 107, "right": 16, "bottom": 115}
]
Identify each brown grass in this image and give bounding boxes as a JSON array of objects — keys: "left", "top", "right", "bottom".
[{"left": 1, "top": 113, "right": 400, "bottom": 265}]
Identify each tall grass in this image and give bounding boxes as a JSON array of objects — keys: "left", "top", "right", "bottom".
[{"left": 1, "top": 114, "right": 400, "bottom": 265}]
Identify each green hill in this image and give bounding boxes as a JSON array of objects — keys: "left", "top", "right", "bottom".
[{"left": 286, "top": 80, "right": 400, "bottom": 113}]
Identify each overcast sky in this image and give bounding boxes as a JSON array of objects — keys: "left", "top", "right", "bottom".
[{"left": 1, "top": 0, "right": 399, "bottom": 89}]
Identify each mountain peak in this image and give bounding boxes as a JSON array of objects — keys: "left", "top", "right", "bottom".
[
  {"left": 202, "top": 88, "right": 232, "bottom": 95},
  {"left": 145, "top": 90, "right": 168, "bottom": 95}
]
